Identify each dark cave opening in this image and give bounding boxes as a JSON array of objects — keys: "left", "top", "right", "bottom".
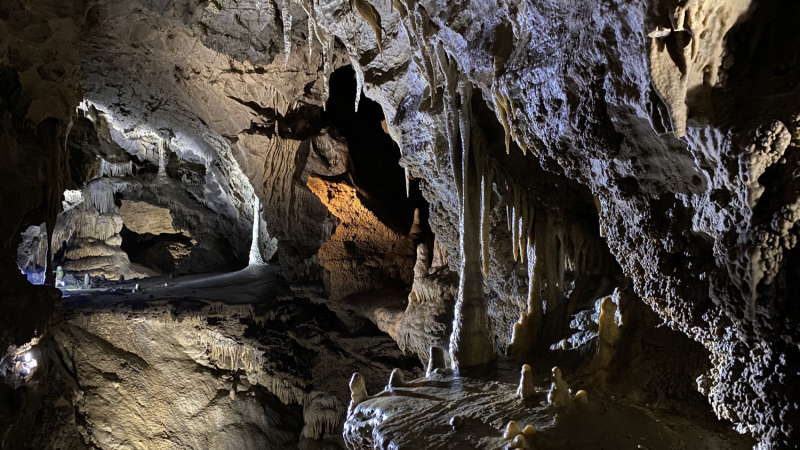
[
  {"left": 321, "top": 65, "right": 430, "bottom": 238},
  {"left": 119, "top": 225, "right": 195, "bottom": 275}
]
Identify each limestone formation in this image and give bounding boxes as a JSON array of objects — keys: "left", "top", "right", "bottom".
[
  {"left": 426, "top": 346, "right": 447, "bottom": 377},
  {"left": 547, "top": 367, "right": 572, "bottom": 408},
  {"left": 1, "top": 0, "right": 798, "bottom": 448},
  {"left": 516, "top": 364, "right": 535, "bottom": 401}
]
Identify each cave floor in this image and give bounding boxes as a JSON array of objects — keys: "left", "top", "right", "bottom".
[
  {"left": 60, "top": 264, "right": 292, "bottom": 307},
  {"left": 346, "top": 371, "right": 756, "bottom": 450},
  {"left": 54, "top": 269, "right": 754, "bottom": 449}
]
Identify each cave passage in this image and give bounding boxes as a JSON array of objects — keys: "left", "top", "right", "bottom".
[{"left": 322, "top": 65, "right": 431, "bottom": 237}]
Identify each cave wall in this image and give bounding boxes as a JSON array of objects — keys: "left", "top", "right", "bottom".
[{"left": 296, "top": 0, "right": 799, "bottom": 446}]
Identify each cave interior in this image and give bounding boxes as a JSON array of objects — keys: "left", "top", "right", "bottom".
[{"left": 1, "top": 0, "right": 799, "bottom": 449}]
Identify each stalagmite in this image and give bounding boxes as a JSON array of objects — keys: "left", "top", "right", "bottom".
[
  {"left": 388, "top": 368, "right": 405, "bottom": 389},
  {"left": 547, "top": 366, "right": 572, "bottom": 407},
  {"left": 413, "top": 243, "right": 429, "bottom": 279},
  {"left": 281, "top": 0, "right": 293, "bottom": 66},
  {"left": 157, "top": 139, "right": 167, "bottom": 178},
  {"left": 426, "top": 346, "right": 446, "bottom": 376},
  {"left": 508, "top": 211, "right": 544, "bottom": 359},
  {"left": 84, "top": 273, "right": 90, "bottom": 288},
  {"left": 511, "top": 435, "right": 529, "bottom": 449},
  {"left": 348, "top": 373, "right": 368, "bottom": 413},
  {"left": 249, "top": 196, "right": 266, "bottom": 266},
  {"left": 594, "top": 296, "right": 621, "bottom": 370},
  {"left": 516, "top": 364, "right": 535, "bottom": 401},
  {"left": 574, "top": 390, "right": 589, "bottom": 405},
  {"left": 410, "top": 208, "right": 422, "bottom": 237},
  {"left": 504, "top": 421, "right": 521, "bottom": 440}
]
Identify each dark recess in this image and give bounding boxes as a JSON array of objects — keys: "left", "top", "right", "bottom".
[{"left": 321, "top": 65, "right": 431, "bottom": 237}]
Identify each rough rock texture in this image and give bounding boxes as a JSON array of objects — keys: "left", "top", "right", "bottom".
[
  {"left": 301, "top": 0, "right": 800, "bottom": 446},
  {"left": 309, "top": 176, "right": 417, "bottom": 300},
  {"left": 119, "top": 200, "right": 179, "bottom": 235},
  {"left": 3, "top": 268, "right": 422, "bottom": 449},
  {"left": 2, "top": 0, "right": 800, "bottom": 447}
]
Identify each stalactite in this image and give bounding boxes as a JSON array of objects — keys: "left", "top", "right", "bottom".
[
  {"left": 87, "top": 179, "right": 116, "bottom": 215},
  {"left": 405, "top": 166, "right": 410, "bottom": 198},
  {"left": 307, "top": 5, "right": 315, "bottom": 60},
  {"left": 320, "top": 34, "right": 334, "bottom": 107},
  {"left": 519, "top": 196, "right": 531, "bottom": 262},
  {"left": 458, "top": 78, "right": 473, "bottom": 207},
  {"left": 301, "top": 393, "right": 343, "bottom": 439},
  {"left": 480, "top": 166, "right": 494, "bottom": 276},
  {"left": 354, "top": 62, "right": 364, "bottom": 112},
  {"left": 512, "top": 186, "right": 520, "bottom": 261},
  {"left": 391, "top": 0, "right": 411, "bottom": 44},
  {"left": 351, "top": 0, "right": 383, "bottom": 54},
  {"left": 431, "top": 237, "right": 448, "bottom": 270},
  {"left": 197, "top": 330, "right": 266, "bottom": 373},
  {"left": 593, "top": 195, "right": 606, "bottom": 238},
  {"left": 493, "top": 87, "right": 512, "bottom": 153},
  {"left": 202, "top": 302, "right": 259, "bottom": 322},
  {"left": 436, "top": 43, "right": 461, "bottom": 200},
  {"left": 281, "top": 0, "right": 293, "bottom": 66},
  {"left": 257, "top": 0, "right": 275, "bottom": 30},
  {"left": 99, "top": 160, "right": 133, "bottom": 178}
]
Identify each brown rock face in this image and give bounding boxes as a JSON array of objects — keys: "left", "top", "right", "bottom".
[
  {"left": 308, "top": 176, "right": 416, "bottom": 300},
  {"left": 118, "top": 201, "right": 178, "bottom": 236}
]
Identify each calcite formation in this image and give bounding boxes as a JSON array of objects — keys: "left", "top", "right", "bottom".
[{"left": 1, "top": 0, "right": 799, "bottom": 448}]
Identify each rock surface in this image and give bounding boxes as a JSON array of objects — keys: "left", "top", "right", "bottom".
[{"left": 1, "top": 0, "right": 799, "bottom": 448}]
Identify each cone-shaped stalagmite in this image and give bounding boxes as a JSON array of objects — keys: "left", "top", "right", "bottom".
[
  {"left": 516, "top": 364, "right": 535, "bottom": 400},
  {"left": 427, "top": 346, "right": 446, "bottom": 377},
  {"left": 348, "top": 373, "right": 368, "bottom": 413},
  {"left": 388, "top": 368, "right": 405, "bottom": 389}
]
